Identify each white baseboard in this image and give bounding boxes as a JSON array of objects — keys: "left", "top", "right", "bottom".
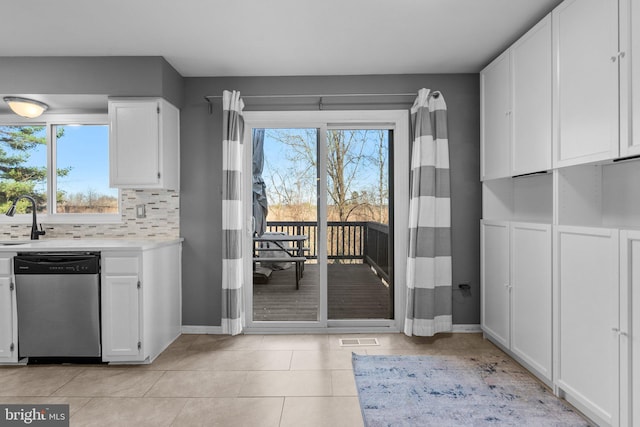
[
  {"left": 181, "top": 325, "right": 223, "bottom": 334},
  {"left": 452, "top": 324, "right": 482, "bottom": 333},
  {"left": 181, "top": 324, "right": 482, "bottom": 334}
]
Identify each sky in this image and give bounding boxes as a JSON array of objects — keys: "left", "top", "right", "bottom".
[{"left": 56, "top": 125, "right": 115, "bottom": 197}]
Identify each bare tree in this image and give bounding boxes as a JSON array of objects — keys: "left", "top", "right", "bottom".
[
  {"left": 263, "top": 129, "right": 317, "bottom": 221},
  {"left": 263, "top": 128, "right": 388, "bottom": 223},
  {"left": 375, "top": 130, "right": 389, "bottom": 223}
]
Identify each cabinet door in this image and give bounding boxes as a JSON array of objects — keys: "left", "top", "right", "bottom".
[
  {"left": 631, "top": 235, "right": 640, "bottom": 427},
  {"left": 556, "top": 226, "right": 619, "bottom": 426},
  {"left": 511, "top": 15, "right": 552, "bottom": 175},
  {"left": 510, "top": 222, "right": 552, "bottom": 381},
  {"left": 109, "top": 100, "right": 160, "bottom": 187},
  {"left": 481, "top": 221, "right": 510, "bottom": 348},
  {"left": 620, "top": 0, "right": 640, "bottom": 157},
  {"left": 102, "top": 275, "right": 141, "bottom": 360},
  {"left": 553, "top": 0, "right": 619, "bottom": 167},
  {"left": 0, "top": 276, "right": 16, "bottom": 362},
  {"left": 620, "top": 230, "right": 639, "bottom": 427},
  {"left": 481, "top": 51, "right": 511, "bottom": 180}
]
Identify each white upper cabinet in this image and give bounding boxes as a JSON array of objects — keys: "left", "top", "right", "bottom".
[
  {"left": 481, "top": 51, "right": 511, "bottom": 180},
  {"left": 552, "top": 0, "right": 620, "bottom": 167},
  {"left": 109, "top": 98, "right": 180, "bottom": 190},
  {"left": 481, "top": 14, "right": 553, "bottom": 180},
  {"left": 620, "top": 0, "right": 640, "bottom": 157},
  {"left": 511, "top": 15, "right": 552, "bottom": 176}
]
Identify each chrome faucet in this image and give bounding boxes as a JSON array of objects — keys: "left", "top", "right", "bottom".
[{"left": 5, "top": 195, "right": 46, "bottom": 240}]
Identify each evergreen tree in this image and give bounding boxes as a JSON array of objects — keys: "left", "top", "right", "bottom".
[{"left": 0, "top": 125, "right": 70, "bottom": 213}]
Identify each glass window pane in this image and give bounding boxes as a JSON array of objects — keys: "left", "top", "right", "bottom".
[
  {"left": 253, "top": 128, "right": 320, "bottom": 322},
  {"left": 0, "top": 125, "right": 48, "bottom": 213},
  {"left": 327, "top": 129, "right": 392, "bottom": 320},
  {"left": 55, "top": 124, "right": 118, "bottom": 214}
]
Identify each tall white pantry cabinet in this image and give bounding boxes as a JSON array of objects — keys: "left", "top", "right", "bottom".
[{"left": 480, "top": 1, "right": 639, "bottom": 426}]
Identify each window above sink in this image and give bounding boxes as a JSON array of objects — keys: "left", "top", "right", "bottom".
[{"left": 0, "top": 114, "right": 121, "bottom": 224}]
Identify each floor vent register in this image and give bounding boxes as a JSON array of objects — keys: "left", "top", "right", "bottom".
[{"left": 338, "top": 338, "right": 380, "bottom": 347}]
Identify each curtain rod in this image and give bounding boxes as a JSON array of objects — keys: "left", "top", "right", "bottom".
[
  {"left": 203, "top": 92, "right": 437, "bottom": 113},
  {"left": 204, "top": 92, "right": 419, "bottom": 100}
]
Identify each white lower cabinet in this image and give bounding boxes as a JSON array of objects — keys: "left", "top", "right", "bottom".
[
  {"left": 0, "top": 242, "right": 181, "bottom": 365},
  {"left": 481, "top": 220, "right": 510, "bottom": 348},
  {"left": 0, "top": 254, "right": 17, "bottom": 363},
  {"left": 102, "top": 255, "right": 142, "bottom": 361},
  {"left": 509, "top": 222, "right": 552, "bottom": 382},
  {"left": 481, "top": 220, "right": 552, "bottom": 384},
  {"left": 620, "top": 230, "right": 639, "bottom": 427},
  {"left": 101, "top": 243, "right": 182, "bottom": 364},
  {"left": 556, "top": 226, "right": 620, "bottom": 426}
]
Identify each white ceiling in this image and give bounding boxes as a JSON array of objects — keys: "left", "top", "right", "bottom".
[{"left": 1, "top": 0, "right": 563, "bottom": 77}]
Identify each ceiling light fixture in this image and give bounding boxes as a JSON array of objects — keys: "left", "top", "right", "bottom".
[{"left": 3, "top": 96, "right": 49, "bottom": 118}]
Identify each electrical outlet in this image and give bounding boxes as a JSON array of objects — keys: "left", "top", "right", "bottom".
[{"left": 136, "top": 204, "right": 146, "bottom": 218}]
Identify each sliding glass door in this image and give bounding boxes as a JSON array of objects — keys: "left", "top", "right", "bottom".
[
  {"left": 243, "top": 111, "right": 408, "bottom": 331},
  {"left": 326, "top": 128, "right": 393, "bottom": 320},
  {"left": 251, "top": 128, "right": 321, "bottom": 322}
]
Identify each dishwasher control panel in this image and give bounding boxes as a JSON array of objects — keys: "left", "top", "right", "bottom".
[{"left": 14, "top": 252, "right": 100, "bottom": 275}]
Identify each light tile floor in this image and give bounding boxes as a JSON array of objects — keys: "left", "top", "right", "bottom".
[{"left": 0, "top": 333, "right": 523, "bottom": 426}]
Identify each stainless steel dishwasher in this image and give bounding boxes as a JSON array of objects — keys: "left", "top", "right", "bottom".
[{"left": 14, "top": 252, "right": 101, "bottom": 360}]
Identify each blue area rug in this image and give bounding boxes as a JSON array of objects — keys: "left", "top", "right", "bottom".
[{"left": 352, "top": 354, "right": 590, "bottom": 426}]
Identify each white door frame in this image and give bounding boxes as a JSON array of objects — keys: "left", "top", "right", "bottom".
[{"left": 242, "top": 110, "right": 409, "bottom": 333}]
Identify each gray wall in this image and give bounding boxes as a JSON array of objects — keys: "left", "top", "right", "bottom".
[
  {"left": 0, "top": 56, "right": 184, "bottom": 107},
  {"left": 181, "top": 74, "right": 481, "bottom": 326},
  {"left": 0, "top": 58, "right": 481, "bottom": 326}
]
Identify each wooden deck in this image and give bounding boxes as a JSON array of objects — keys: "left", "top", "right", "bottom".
[{"left": 252, "top": 262, "right": 391, "bottom": 321}]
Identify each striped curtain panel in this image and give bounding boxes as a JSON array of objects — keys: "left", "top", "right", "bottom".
[
  {"left": 221, "top": 90, "right": 245, "bottom": 335},
  {"left": 404, "top": 88, "right": 452, "bottom": 337}
]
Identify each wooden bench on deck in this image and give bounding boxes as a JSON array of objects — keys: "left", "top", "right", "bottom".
[{"left": 253, "top": 256, "right": 306, "bottom": 289}]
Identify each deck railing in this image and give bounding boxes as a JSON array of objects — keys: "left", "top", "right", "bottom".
[
  {"left": 364, "top": 221, "right": 390, "bottom": 282},
  {"left": 265, "top": 220, "right": 390, "bottom": 281}
]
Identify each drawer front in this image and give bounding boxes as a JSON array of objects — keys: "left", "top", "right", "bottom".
[
  {"left": 0, "top": 258, "right": 12, "bottom": 276},
  {"left": 103, "top": 257, "right": 139, "bottom": 275}
]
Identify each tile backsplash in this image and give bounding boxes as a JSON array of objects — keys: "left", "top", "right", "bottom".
[{"left": 0, "top": 189, "right": 180, "bottom": 240}]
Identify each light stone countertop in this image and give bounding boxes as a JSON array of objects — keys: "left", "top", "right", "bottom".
[{"left": 0, "top": 238, "right": 183, "bottom": 252}]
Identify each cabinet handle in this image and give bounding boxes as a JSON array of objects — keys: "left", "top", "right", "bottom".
[
  {"left": 610, "top": 52, "right": 626, "bottom": 62},
  {"left": 611, "top": 328, "right": 629, "bottom": 337}
]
